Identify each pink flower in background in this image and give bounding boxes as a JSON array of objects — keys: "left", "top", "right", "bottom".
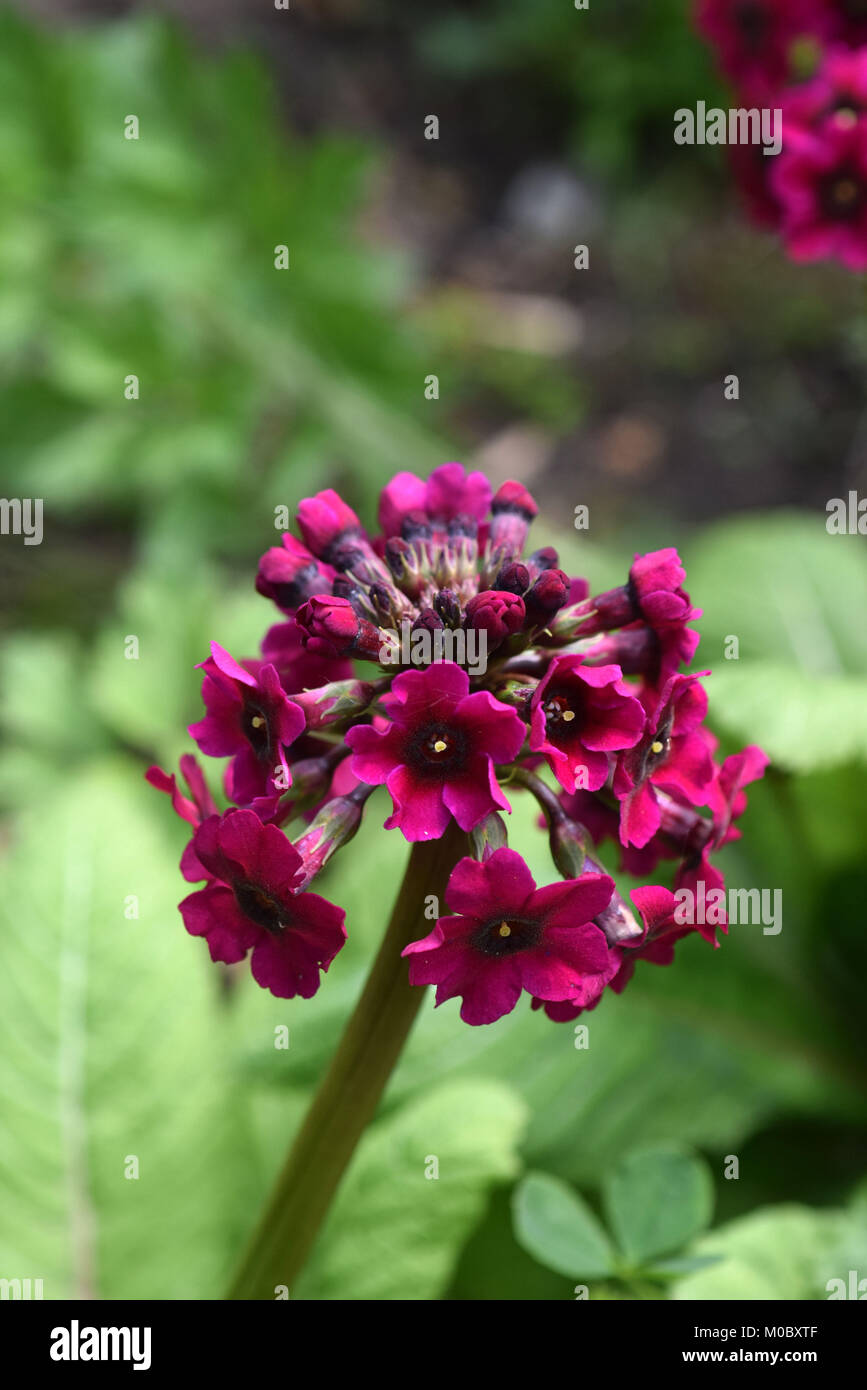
[
  {"left": 378, "top": 462, "right": 491, "bottom": 537},
  {"left": 403, "top": 848, "right": 617, "bottom": 1025},
  {"left": 772, "top": 115, "right": 867, "bottom": 268}
]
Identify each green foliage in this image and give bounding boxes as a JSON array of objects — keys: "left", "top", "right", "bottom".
[
  {"left": 512, "top": 1171, "right": 616, "bottom": 1280},
  {"left": 0, "top": 8, "right": 447, "bottom": 562},
  {"left": 0, "top": 765, "right": 260, "bottom": 1299},
  {"left": 605, "top": 1145, "right": 715, "bottom": 1266},
  {"left": 684, "top": 513, "right": 867, "bottom": 773},
  {"left": 672, "top": 1191, "right": 867, "bottom": 1301},
  {"left": 296, "top": 1080, "right": 526, "bottom": 1300}
]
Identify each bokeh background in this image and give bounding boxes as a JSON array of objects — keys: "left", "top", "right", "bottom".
[{"left": 1, "top": 0, "right": 866, "bottom": 1300}]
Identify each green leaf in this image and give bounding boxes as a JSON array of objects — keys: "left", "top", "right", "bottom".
[
  {"left": 671, "top": 1205, "right": 854, "bottom": 1301},
  {"left": 0, "top": 763, "right": 257, "bottom": 1298},
  {"left": 512, "top": 1171, "right": 616, "bottom": 1280},
  {"left": 604, "top": 1145, "right": 714, "bottom": 1265},
  {"left": 294, "top": 1080, "right": 526, "bottom": 1300}
]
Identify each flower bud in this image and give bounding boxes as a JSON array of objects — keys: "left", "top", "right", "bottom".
[
  {"left": 291, "top": 786, "right": 370, "bottom": 891},
  {"left": 465, "top": 590, "right": 526, "bottom": 647},
  {"left": 296, "top": 489, "right": 363, "bottom": 560},
  {"left": 255, "top": 536, "right": 333, "bottom": 613},
  {"left": 495, "top": 561, "right": 531, "bottom": 595},
  {"left": 433, "top": 588, "right": 461, "bottom": 627},
  {"left": 488, "top": 480, "right": 538, "bottom": 557},
  {"left": 548, "top": 810, "right": 588, "bottom": 880},
  {"left": 469, "top": 811, "right": 509, "bottom": 861},
  {"left": 296, "top": 595, "right": 383, "bottom": 661},
  {"left": 523, "top": 568, "right": 569, "bottom": 629},
  {"left": 528, "top": 545, "right": 559, "bottom": 573},
  {"left": 289, "top": 678, "right": 378, "bottom": 731}
]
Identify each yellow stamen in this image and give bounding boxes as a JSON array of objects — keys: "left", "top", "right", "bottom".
[
  {"left": 251, "top": 716, "right": 265, "bottom": 728},
  {"left": 650, "top": 739, "right": 664, "bottom": 754},
  {"left": 433, "top": 739, "right": 447, "bottom": 753},
  {"left": 498, "top": 922, "right": 512, "bottom": 937},
  {"left": 561, "top": 709, "right": 576, "bottom": 722}
]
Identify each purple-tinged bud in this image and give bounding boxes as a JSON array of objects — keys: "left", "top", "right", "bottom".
[
  {"left": 495, "top": 561, "right": 531, "bottom": 595},
  {"left": 488, "top": 480, "right": 539, "bottom": 557},
  {"left": 583, "top": 852, "right": 644, "bottom": 945},
  {"left": 548, "top": 811, "right": 588, "bottom": 881},
  {"left": 528, "top": 545, "right": 559, "bottom": 573},
  {"left": 574, "top": 585, "right": 635, "bottom": 636},
  {"left": 256, "top": 536, "right": 334, "bottom": 613},
  {"left": 384, "top": 536, "right": 425, "bottom": 602},
  {"left": 291, "top": 785, "right": 372, "bottom": 892},
  {"left": 296, "top": 489, "right": 363, "bottom": 561},
  {"left": 289, "top": 678, "right": 378, "bottom": 731},
  {"left": 523, "top": 568, "right": 569, "bottom": 629},
  {"left": 465, "top": 589, "right": 526, "bottom": 647},
  {"left": 469, "top": 811, "right": 509, "bottom": 862},
  {"left": 401, "top": 509, "right": 433, "bottom": 542},
  {"left": 332, "top": 574, "right": 376, "bottom": 619},
  {"left": 447, "top": 512, "right": 478, "bottom": 539},
  {"left": 433, "top": 589, "right": 461, "bottom": 627},
  {"left": 655, "top": 791, "right": 713, "bottom": 856},
  {"left": 295, "top": 595, "right": 383, "bottom": 661},
  {"left": 412, "top": 607, "right": 444, "bottom": 635},
  {"left": 283, "top": 750, "right": 348, "bottom": 801}
]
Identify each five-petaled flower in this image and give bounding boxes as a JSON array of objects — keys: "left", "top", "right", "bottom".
[
  {"left": 346, "top": 662, "right": 526, "bottom": 841},
  {"left": 402, "top": 848, "right": 618, "bottom": 1025},
  {"left": 179, "top": 810, "right": 346, "bottom": 998}
]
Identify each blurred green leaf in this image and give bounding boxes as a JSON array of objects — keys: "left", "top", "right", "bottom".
[
  {"left": 604, "top": 1144, "right": 714, "bottom": 1265},
  {"left": 512, "top": 1171, "right": 615, "bottom": 1279},
  {"left": 295, "top": 1080, "right": 526, "bottom": 1300},
  {"left": 671, "top": 1204, "right": 858, "bottom": 1301},
  {"left": 0, "top": 763, "right": 258, "bottom": 1298}
]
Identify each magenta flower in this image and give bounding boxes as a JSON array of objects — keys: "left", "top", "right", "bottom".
[
  {"left": 771, "top": 116, "right": 867, "bottom": 270},
  {"left": 296, "top": 488, "right": 364, "bottom": 560},
  {"left": 188, "top": 642, "right": 305, "bottom": 805},
  {"left": 256, "top": 534, "right": 336, "bottom": 615},
  {"left": 346, "top": 662, "right": 526, "bottom": 841},
  {"left": 695, "top": 0, "right": 813, "bottom": 95},
  {"left": 402, "top": 848, "right": 617, "bottom": 1025},
  {"left": 179, "top": 810, "right": 346, "bottom": 997},
  {"left": 378, "top": 462, "right": 492, "bottom": 537},
  {"left": 261, "top": 620, "right": 353, "bottom": 693},
  {"left": 529, "top": 654, "right": 645, "bottom": 794},
  {"left": 145, "top": 753, "right": 219, "bottom": 882},
  {"left": 614, "top": 673, "right": 714, "bottom": 848}
]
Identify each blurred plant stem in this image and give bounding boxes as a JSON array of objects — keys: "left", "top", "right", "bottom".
[{"left": 226, "top": 821, "right": 466, "bottom": 1299}]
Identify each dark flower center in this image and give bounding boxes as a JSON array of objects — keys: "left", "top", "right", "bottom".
[
  {"left": 234, "top": 881, "right": 286, "bottom": 934},
  {"left": 474, "top": 914, "right": 541, "bottom": 957},
  {"left": 543, "top": 688, "right": 584, "bottom": 743},
  {"left": 841, "top": 0, "right": 867, "bottom": 21},
  {"left": 821, "top": 167, "right": 866, "bottom": 220},
  {"left": 408, "top": 723, "right": 468, "bottom": 777},
  {"left": 641, "top": 714, "right": 673, "bottom": 779},
  {"left": 243, "top": 701, "right": 272, "bottom": 760}
]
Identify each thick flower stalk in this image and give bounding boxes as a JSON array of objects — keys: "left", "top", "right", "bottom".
[
  {"left": 148, "top": 461, "right": 767, "bottom": 1294},
  {"left": 695, "top": 1, "right": 867, "bottom": 270}
]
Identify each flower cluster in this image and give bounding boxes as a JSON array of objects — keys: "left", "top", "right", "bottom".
[
  {"left": 149, "top": 464, "right": 767, "bottom": 1024},
  {"left": 696, "top": 1, "right": 867, "bottom": 269}
]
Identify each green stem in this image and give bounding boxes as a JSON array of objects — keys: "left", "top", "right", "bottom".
[{"left": 226, "top": 821, "right": 467, "bottom": 1299}]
